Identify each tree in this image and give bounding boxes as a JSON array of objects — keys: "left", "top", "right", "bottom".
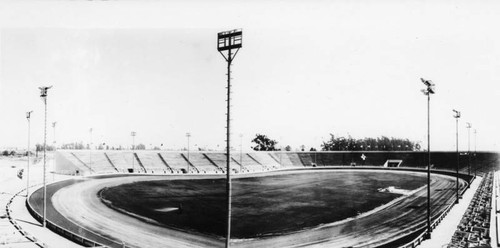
[
  {"left": 251, "top": 134, "right": 278, "bottom": 151},
  {"left": 136, "top": 144, "right": 146, "bottom": 150},
  {"left": 321, "top": 134, "right": 417, "bottom": 151},
  {"left": 285, "top": 145, "right": 292, "bottom": 151}
]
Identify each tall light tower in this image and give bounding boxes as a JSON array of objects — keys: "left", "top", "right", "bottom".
[
  {"left": 39, "top": 85, "right": 52, "bottom": 228},
  {"left": 453, "top": 109, "right": 461, "bottom": 204},
  {"left": 186, "top": 132, "right": 191, "bottom": 173},
  {"left": 89, "top": 128, "right": 93, "bottom": 173},
  {"left": 239, "top": 134, "right": 243, "bottom": 169},
  {"left": 420, "top": 77, "right": 435, "bottom": 238},
  {"left": 218, "top": 28, "right": 242, "bottom": 248},
  {"left": 52, "top": 122, "right": 57, "bottom": 150},
  {"left": 474, "top": 129, "right": 477, "bottom": 176},
  {"left": 26, "top": 111, "right": 33, "bottom": 196},
  {"left": 466, "top": 122, "right": 472, "bottom": 176},
  {"left": 131, "top": 131, "right": 136, "bottom": 172}
]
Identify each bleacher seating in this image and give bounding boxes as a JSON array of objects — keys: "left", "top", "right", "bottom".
[
  {"left": 105, "top": 152, "right": 133, "bottom": 173},
  {"left": 55, "top": 151, "right": 91, "bottom": 175},
  {"left": 448, "top": 172, "right": 493, "bottom": 247},
  {"left": 72, "top": 151, "right": 116, "bottom": 173},
  {"left": 231, "top": 153, "right": 264, "bottom": 172},
  {"left": 247, "top": 153, "right": 280, "bottom": 169},
  {"left": 285, "top": 153, "right": 304, "bottom": 167},
  {"left": 268, "top": 152, "right": 295, "bottom": 167},
  {"left": 159, "top": 152, "right": 192, "bottom": 173},
  {"left": 181, "top": 153, "right": 220, "bottom": 174},
  {"left": 55, "top": 150, "right": 500, "bottom": 176},
  {"left": 204, "top": 153, "right": 231, "bottom": 172},
  {"left": 135, "top": 152, "right": 171, "bottom": 173}
]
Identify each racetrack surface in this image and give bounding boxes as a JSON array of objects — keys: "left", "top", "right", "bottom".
[{"left": 30, "top": 169, "right": 467, "bottom": 248}]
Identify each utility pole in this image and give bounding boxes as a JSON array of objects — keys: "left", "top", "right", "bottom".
[
  {"left": 474, "top": 129, "right": 477, "bottom": 176},
  {"left": 217, "top": 29, "right": 242, "bottom": 248},
  {"left": 131, "top": 131, "right": 136, "bottom": 172},
  {"left": 239, "top": 134, "right": 243, "bottom": 169},
  {"left": 421, "top": 78, "right": 435, "bottom": 238},
  {"left": 39, "top": 85, "right": 52, "bottom": 228},
  {"left": 52, "top": 122, "right": 57, "bottom": 151},
  {"left": 186, "top": 132, "right": 191, "bottom": 173},
  {"left": 26, "top": 111, "right": 33, "bottom": 196},
  {"left": 453, "top": 109, "right": 461, "bottom": 204},
  {"left": 466, "top": 123, "right": 472, "bottom": 176}
]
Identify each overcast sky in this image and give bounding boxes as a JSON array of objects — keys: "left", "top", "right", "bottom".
[{"left": 1, "top": 0, "right": 499, "bottom": 152}]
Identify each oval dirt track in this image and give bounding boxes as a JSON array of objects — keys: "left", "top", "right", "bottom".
[{"left": 32, "top": 169, "right": 466, "bottom": 248}]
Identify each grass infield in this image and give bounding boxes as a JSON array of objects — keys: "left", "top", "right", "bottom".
[{"left": 99, "top": 170, "right": 426, "bottom": 239}]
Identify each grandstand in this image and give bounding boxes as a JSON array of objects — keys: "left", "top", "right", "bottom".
[
  {"left": 159, "top": 152, "right": 193, "bottom": 173},
  {"left": 203, "top": 153, "right": 229, "bottom": 173},
  {"left": 448, "top": 172, "right": 493, "bottom": 247},
  {"left": 181, "top": 153, "right": 220, "bottom": 174},
  {"left": 231, "top": 153, "right": 264, "bottom": 172},
  {"left": 55, "top": 151, "right": 92, "bottom": 174},
  {"left": 54, "top": 151, "right": 500, "bottom": 178},
  {"left": 248, "top": 153, "right": 280, "bottom": 170},
  {"left": 135, "top": 152, "right": 171, "bottom": 173},
  {"left": 105, "top": 152, "right": 134, "bottom": 173},
  {"left": 71, "top": 151, "right": 117, "bottom": 173}
]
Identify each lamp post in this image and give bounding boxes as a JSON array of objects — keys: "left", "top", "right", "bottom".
[
  {"left": 186, "top": 132, "right": 191, "bottom": 173},
  {"left": 218, "top": 28, "right": 242, "bottom": 248},
  {"left": 52, "top": 122, "right": 57, "bottom": 151},
  {"left": 131, "top": 131, "right": 136, "bottom": 172},
  {"left": 474, "top": 129, "right": 477, "bottom": 176},
  {"left": 421, "top": 77, "right": 435, "bottom": 238},
  {"left": 26, "top": 111, "right": 33, "bottom": 197},
  {"left": 239, "top": 134, "right": 243, "bottom": 169},
  {"left": 39, "top": 85, "right": 52, "bottom": 228},
  {"left": 453, "top": 109, "right": 461, "bottom": 204},
  {"left": 466, "top": 122, "right": 471, "bottom": 176},
  {"left": 89, "top": 128, "right": 93, "bottom": 173}
]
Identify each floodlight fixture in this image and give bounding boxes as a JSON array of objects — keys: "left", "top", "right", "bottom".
[
  {"left": 421, "top": 78, "right": 435, "bottom": 95},
  {"left": 453, "top": 109, "right": 461, "bottom": 118},
  {"left": 217, "top": 29, "right": 242, "bottom": 52}
]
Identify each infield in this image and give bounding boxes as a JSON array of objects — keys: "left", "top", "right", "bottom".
[{"left": 99, "top": 170, "right": 426, "bottom": 239}]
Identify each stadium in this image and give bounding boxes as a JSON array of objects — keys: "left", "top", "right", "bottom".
[
  {"left": 2, "top": 1, "right": 500, "bottom": 248},
  {"left": 0, "top": 150, "right": 495, "bottom": 247}
]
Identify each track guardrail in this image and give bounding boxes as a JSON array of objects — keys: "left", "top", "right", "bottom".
[
  {"left": 25, "top": 180, "right": 128, "bottom": 248},
  {"left": 5, "top": 186, "right": 46, "bottom": 248}
]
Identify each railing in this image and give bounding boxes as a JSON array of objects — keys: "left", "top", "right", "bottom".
[
  {"left": 394, "top": 175, "right": 473, "bottom": 248},
  {"left": 5, "top": 187, "right": 46, "bottom": 247},
  {"left": 25, "top": 183, "right": 124, "bottom": 248},
  {"left": 25, "top": 166, "right": 473, "bottom": 248}
]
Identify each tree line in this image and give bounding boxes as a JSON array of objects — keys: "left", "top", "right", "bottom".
[{"left": 251, "top": 133, "right": 420, "bottom": 151}]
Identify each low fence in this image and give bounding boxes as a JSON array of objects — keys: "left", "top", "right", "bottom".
[
  {"left": 392, "top": 170, "right": 472, "bottom": 248},
  {"left": 25, "top": 183, "right": 121, "bottom": 248},
  {"left": 25, "top": 166, "right": 474, "bottom": 248},
  {"left": 5, "top": 187, "right": 46, "bottom": 247}
]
